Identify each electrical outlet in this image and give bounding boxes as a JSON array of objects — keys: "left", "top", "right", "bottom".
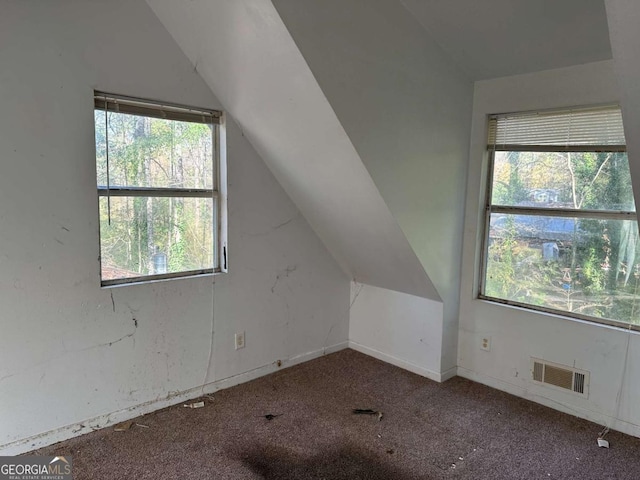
[
  {"left": 481, "top": 336, "right": 491, "bottom": 352},
  {"left": 235, "top": 331, "right": 245, "bottom": 350}
]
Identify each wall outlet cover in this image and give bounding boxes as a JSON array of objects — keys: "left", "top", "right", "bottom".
[{"left": 235, "top": 332, "right": 245, "bottom": 350}]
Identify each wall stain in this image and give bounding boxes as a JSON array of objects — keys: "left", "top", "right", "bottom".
[
  {"left": 349, "top": 282, "right": 364, "bottom": 309},
  {"left": 241, "top": 214, "right": 299, "bottom": 238},
  {"left": 271, "top": 265, "right": 298, "bottom": 293}
]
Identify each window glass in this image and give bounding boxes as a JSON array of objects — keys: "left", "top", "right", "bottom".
[
  {"left": 482, "top": 106, "right": 640, "bottom": 327},
  {"left": 95, "top": 110, "right": 214, "bottom": 190},
  {"left": 94, "top": 93, "right": 222, "bottom": 286},
  {"left": 491, "top": 151, "right": 635, "bottom": 211},
  {"left": 99, "top": 196, "right": 215, "bottom": 279},
  {"left": 485, "top": 214, "right": 640, "bottom": 324}
]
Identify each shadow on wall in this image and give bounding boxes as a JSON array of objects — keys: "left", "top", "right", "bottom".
[{"left": 239, "top": 443, "right": 412, "bottom": 479}]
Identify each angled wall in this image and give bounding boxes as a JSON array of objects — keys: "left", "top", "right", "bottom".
[
  {"left": 271, "top": 0, "right": 473, "bottom": 373},
  {"left": 145, "top": 0, "right": 439, "bottom": 302},
  {"left": 349, "top": 282, "right": 447, "bottom": 381},
  {"left": 0, "top": 0, "right": 348, "bottom": 454}
]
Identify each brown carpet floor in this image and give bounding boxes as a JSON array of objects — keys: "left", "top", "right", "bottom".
[{"left": 34, "top": 349, "right": 640, "bottom": 479}]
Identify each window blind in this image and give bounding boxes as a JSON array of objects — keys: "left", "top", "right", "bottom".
[
  {"left": 487, "top": 105, "right": 626, "bottom": 150},
  {"left": 95, "top": 92, "right": 221, "bottom": 125}
]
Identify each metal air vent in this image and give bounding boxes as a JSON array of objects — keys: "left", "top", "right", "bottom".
[{"left": 531, "top": 358, "right": 589, "bottom": 397}]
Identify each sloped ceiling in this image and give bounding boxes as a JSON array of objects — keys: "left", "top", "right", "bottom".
[
  {"left": 401, "top": 0, "right": 612, "bottom": 80},
  {"left": 270, "top": 0, "right": 473, "bottom": 372},
  {"left": 145, "top": 0, "right": 440, "bottom": 301}
]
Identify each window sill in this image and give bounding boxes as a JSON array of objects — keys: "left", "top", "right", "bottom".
[
  {"left": 101, "top": 268, "right": 223, "bottom": 288},
  {"left": 476, "top": 295, "right": 640, "bottom": 334}
]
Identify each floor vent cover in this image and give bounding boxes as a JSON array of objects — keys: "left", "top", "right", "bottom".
[{"left": 530, "top": 358, "right": 589, "bottom": 397}]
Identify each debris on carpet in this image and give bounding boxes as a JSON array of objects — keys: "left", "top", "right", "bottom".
[
  {"left": 114, "top": 421, "right": 133, "bottom": 432},
  {"left": 352, "top": 409, "right": 383, "bottom": 421},
  {"left": 598, "top": 427, "right": 610, "bottom": 448},
  {"left": 263, "top": 414, "right": 282, "bottom": 421}
]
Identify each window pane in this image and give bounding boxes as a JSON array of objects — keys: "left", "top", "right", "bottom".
[
  {"left": 485, "top": 213, "right": 640, "bottom": 325},
  {"left": 95, "top": 110, "right": 214, "bottom": 190},
  {"left": 491, "top": 151, "right": 635, "bottom": 211},
  {"left": 99, "top": 196, "right": 215, "bottom": 281}
]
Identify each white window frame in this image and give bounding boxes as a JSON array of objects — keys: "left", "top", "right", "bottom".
[
  {"left": 479, "top": 104, "right": 639, "bottom": 330},
  {"left": 95, "top": 91, "right": 228, "bottom": 287}
]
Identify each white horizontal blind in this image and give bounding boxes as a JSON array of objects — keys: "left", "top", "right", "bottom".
[
  {"left": 95, "top": 92, "right": 221, "bottom": 125},
  {"left": 488, "top": 105, "right": 626, "bottom": 149}
]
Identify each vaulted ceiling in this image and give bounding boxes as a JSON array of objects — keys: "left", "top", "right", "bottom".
[
  {"left": 144, "top": 0, "right": 640, "bottom": 305},
  {"left": 145, "top": 0, "right": 443, "bottom": 301}
]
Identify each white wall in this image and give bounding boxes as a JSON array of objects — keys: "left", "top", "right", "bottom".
[
  {"left": 271, "top": 0, "right": 473, "bottom": 373},
  {"left": 606, "top": 0, "right": 640, "bottom": 221},
  {"left": 0, "top": 0, "right": 349, "bottom": 454},
  {"left": 459, "top": 60, "right": 640, "bottom": 437},
  {"left": 349, "top": 282, "right": 450, "bottom": 381},
  {"left": 146, "top": 0, "right": 440, "bottom": 302}
]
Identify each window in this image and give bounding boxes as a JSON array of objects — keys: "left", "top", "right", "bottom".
[
  {"left": 481, "top": 105, "right": 640, "bottom": 328},
  {"left": 94, "top": 92, "right": 227, "bottom": 286}
]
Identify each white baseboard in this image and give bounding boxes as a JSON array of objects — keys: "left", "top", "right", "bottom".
[
  {"left": 348, "top": 340, "right": 451, "bottom": 382},
  {"left": 439, "top": 365, "right": 458, "bottom": 382},
  {"left": 11, "top": 344, "right": 635, "bottom": 455},
  {"left": 0, "top": 341, "right": 349, "bottom": 456},
  {"left": 457, "top": 366, "right": 640, "bottom": 438}
]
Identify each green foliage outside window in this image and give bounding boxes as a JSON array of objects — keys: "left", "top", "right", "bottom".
[
  {"left": 485, "top": 150, "right": 640, "bottom": 325},
  {"left": 95, "top": 110, "right": 215, "bottom": 282}
]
